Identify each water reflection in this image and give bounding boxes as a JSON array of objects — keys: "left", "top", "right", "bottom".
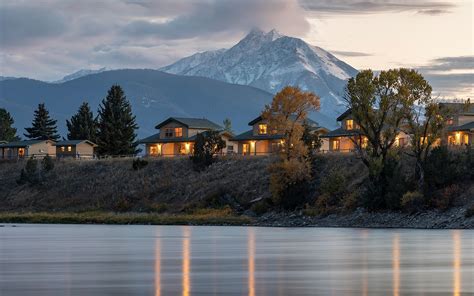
[
  {"left": 453, "top": 231, "right": 461, "bottom": 296},
  {"left": 248, "top": 228, "right": 255, "bottom": 296},
  {"left": 182, "top": 227, "right": 191, "bottom": 296},
  {"left": 392, "top": 234, "right": 400, "bottom": 296},
  {"left": 154, "top": 238, "right": 161, "bottom": 296}
]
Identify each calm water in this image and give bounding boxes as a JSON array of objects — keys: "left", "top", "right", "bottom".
[{"left": 0, "top": 225, "right": 472, "bottom": 296}]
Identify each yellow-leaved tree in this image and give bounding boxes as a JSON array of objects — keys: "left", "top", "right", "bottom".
[{"left": 262, "top": 86, "right": 320, "bottom": 208}]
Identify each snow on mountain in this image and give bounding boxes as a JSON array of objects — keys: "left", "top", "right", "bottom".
[
  {"left": 53, "top": 67, "right": 108, "bottom": 83},
  {"left": 161, "top": 28, "right": 358, "bottom": 118}
]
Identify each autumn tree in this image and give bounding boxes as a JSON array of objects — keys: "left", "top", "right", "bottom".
[
  {"left": 96, "top": 85, "right": 138, "bottom": 156},
  {"left": 0, "top": 108, "right": 19, "bottom": 142},
  {"left": 262, "top": 86, "right": 320, "bottom": 208},
  {"left": 345, "top": 69, "right": 424, "bottom": 209},
  {"left": 24, "top": 103, "right": 60, "bottom": 141},
  {"left": 67, "top": 102, "right": 98, "bottom": 142}
]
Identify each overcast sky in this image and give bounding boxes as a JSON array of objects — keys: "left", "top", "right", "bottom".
[{"left": 0, "top": 0, "right": 472, "bottom": 98}]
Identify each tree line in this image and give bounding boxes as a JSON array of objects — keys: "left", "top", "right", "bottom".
[{"left": 0, "top": 85, "right": 139, "bottom": 156}]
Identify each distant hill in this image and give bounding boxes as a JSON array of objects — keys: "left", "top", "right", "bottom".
[
  {"left": 161, "top": 28, "right": 358, "bottom": 118},
  {"left": 0, "top": 69, "right": 338, "bottom": 139},
  {"left": 53, "top": 68, "right": 109, "bottom": 83}
]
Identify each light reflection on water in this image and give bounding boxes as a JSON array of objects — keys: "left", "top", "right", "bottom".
[{"left": 0, "top": 225, "right": 472, "bottom": 296}]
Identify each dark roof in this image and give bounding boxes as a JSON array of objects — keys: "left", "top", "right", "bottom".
[
  {"left": 336, "top": 109, "right": 352, "bottom": 121},
  {"left": 230, "top": 130, "right": 284, "bottom": 141},
  {"left": 155, "top": 117, "right": 222, "bottom": 130},
  {"left": 248, "top": 115, "right": 321, "bottom": 128},
  {"left": 54, "top": 140, "right": 97, "bottom": 147},
  {"left": 448, "top": 121, "right": 474, "bottom": 132},
  {"left": 320, "top": 127, "right": 361, "bottom": 138},
  {"left": 138, "top": 130, "right": 231, "bottom": 144},
  {"left": 0, "top": 139, "right": 52, "bottom": 148}
]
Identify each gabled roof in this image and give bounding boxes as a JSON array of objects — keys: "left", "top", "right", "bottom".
[
  {"left": 0, "top": 139, "right": 53, "bottom": 148},
  {"left": 448, "top": 121, "right": 474, "bottom": 132},
  {"left": 155, "top": 117, "right": 222, "bottom": 130},
  {"left": 54, "top": 140, "right": 97, "bottom": 147},
  {"left": 320, "top": 127, "right": 361, "bottom": 138},
  {"left": 336, "top": 109, "right": 352, "bottom": 121},
  {"left": 248, "top": 115, "right": 321, "bottom": 128},
  {"left": 230, "top": 130, "right": 284, "bottom": 141}
]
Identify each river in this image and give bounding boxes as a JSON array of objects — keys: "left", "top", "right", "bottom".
[{"left": 0, "top": 224, "right": 472, "bottom": 295}]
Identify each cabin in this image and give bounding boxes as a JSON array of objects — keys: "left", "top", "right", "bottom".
[
  {"left": 231, "top": 115, "right": 328, "bottom": 155},
  {"left": 0, "top": 139, "right": 56, "bottom": 159},
  {"left": 138, "top": 117, "right": 235, "bottom": 157},
  {"left": 54, "top": 140, "right": 97, "bottom": 159},
  {"left": 321, "top": 109, "right": 410, "bottom": 152},
  {"left": 440, "top": 102, "right": 473, "bottom": 147}
]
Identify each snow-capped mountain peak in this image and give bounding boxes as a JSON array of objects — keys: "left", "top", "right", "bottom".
[
  {"left": 160, "top": 29, "right": 358, "bottom": 117},
  {"left": 53, "top": 67, "right": 108, "bottom": 83}
]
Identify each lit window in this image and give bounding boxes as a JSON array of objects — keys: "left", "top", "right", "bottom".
[
  {"left": 60, "top": 146, "right": 65, "bottom": 152},
  {"left": 361, "top": 137, "right": 368, "bottom": 148},
  {"left": 67, "top": 146, "right": 72, "bottom": 152},
  {"left": 242, "top": 143, "right": 250, "bottom": 155},
  {"left": 332, "top": 139, "right": 340, "bottom": 151},
  {"left": 258, "top": 124, "right": 267, "bottom": 135},
  {"left": 165, "top": 128, "right": 173, "bottom": 138},
  {"left": 463, "top": 134, "right": 469, "bottom": 144},
  {"left": 150, "top": 145, "right": 158, "bottom": 155},
  {"left": 179, "top": 143, "right": 187, "bottom": 155},
  {"left": 175, "top": 127, "right": 183, "bottom": 137},
  {"left": 18, "top": 148, "right": 25, "bottom": 157},
  {"left": 346, "top": 120, "right": 354, "bottom": 130}
]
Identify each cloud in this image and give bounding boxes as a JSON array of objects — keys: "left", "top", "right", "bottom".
[
  {"left": 417, "top": 56, "right": 474, "bottom": 98},
  {"left": 417, "top": 9, "right": 451, "bottom": 15},
  {"left": 299, "top": 0, "right": 455, "bottom": 15},
  {"left": 330, "top": 50, "right": 372, "bottom": 57},
  {"left": 0, "top": 4, "right": 69, "bottom": 47}
]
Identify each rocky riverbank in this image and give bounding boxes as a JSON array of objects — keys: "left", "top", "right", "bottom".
[{"left": 254, "top": 206, "right": 474, "bottom": 229}]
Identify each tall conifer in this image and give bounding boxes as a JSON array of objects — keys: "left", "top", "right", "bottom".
[
  {"left": 0, "top": 108, "right": 19, "bottom": 142},
  {"left": 67, "top": 102, "right": 97, "bottom": 142},
  {"left": 24, "top": 103, "right": 60, "bottom": 141},
  {"left": 96, "top": 85, "right": 138, "bottom": 155}
]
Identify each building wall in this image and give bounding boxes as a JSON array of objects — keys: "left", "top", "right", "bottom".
[
  {"left": 56, "top": 145, "right": 77, "bottom": 158},
  {"left": 56, "top": 143, "right": 95, "bottom": 158},
  {"left": 29, "top": 141, "right": 55, "bottom": 157},
  {"left": 159, "top": 122, "right": 188, "bottom": 139}
]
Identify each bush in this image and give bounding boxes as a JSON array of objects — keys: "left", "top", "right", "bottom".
[
  {"left": 17, "top": 158, "right": 39, "bottom": 185},
  {"left": 401, "top": 191, "right": 425, "bottom": 213},
  {"left": 465, "top": 204, "right": 474, "bottom": 218},
  {"left": 433, "top": 184, "right": 460, "bottom": 210},
  {"left": 132, "top": 158, "right": 148, "bottom": 170},
  {"left": 42, "top": 155, "right": 55, "bottom": 172},
  {"left": 250, "top": 200, "right": 272, "bottom": 215}
]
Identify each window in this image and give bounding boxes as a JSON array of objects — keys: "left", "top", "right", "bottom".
[
  {"left": 346, "top": 119, "right": 354, "bottom": 130},
  {"left": 165, "top": 128, "right": 173, "bottom": 138},
  {"left": 242, "top": 143, "right": 250, "bottom": 155},
  {"left": 67, "top": 146, "right": 72, "bottom": 152},
  {"left": 60, "top": 146, "right": 65, "bottom": 152},
  {"left": 332, "top": 139, "right": 340, "bottom": 151},
  {"left": 227, "top": 146, "right": 234, "bottom": 153},
  {"left": 18, "top": 148, "right": 25, "bottom": 157},
  {"left": 150, "top": 145, "right": 159, "bottom": 155},
  {"left": 361, "top": 137, "right": 368, "bottom": 148},
  {"left": 174, "top": 127, "right": 183, "bottom": 137},
  {"left": 463, "top": 134, "right": 469, "bottom": 144},
  {"left": 258, "top": 124, "right": 267, "bottom": 135}
]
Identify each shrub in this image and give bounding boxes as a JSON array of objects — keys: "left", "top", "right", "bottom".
[
  {"left": 401, "top": 191, "right": 425, "bottom": 213},
  {"left": 465, "top": 204, "right": 474, "bottom": 218},
  {"left": 17, "top": 158, "right": 39, "bottom": 185},
  {"left": 113, "top": 196, "right": 133, "bottom": 212},
  {"left": 433, "top": 184, "right": 460, "bottom": 210},
  {"left": 132, "top": 158, "right": 148, "bottom": 170},
  {"left": 342, "top": 192, "right": 359, "bottom": 211},
  {"left": 191, "top": 131, "right": 225, "bottom": 171},
  {"left": 42, "top": 155, "right": 55, "bottom": 172},
  {"left": 250, "top": 199, "right": 272, "bottom": 215}
]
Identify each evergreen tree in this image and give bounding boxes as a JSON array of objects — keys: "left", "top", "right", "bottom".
[
  {"left": 66, "top": 102, "right": 98, "bottom": 142},
  {"left": 24, "top": 103, "right": 60, "bottom": 141},
  {"left": 96, "top": 85, "right": 138, "bottom": 156},
  {"left": 223, "top": 118, "right": 233, "bottom": 133},
  {"left": 0, "top": 108, "right": 19, "bottom": 142}
]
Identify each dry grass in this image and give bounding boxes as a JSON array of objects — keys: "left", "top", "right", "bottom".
[
  {"left": 0, "top": 210, "right": 252, "bottom": 225},
  {"left": 0, "top": 156, "right": 272, "bottom": 213}
]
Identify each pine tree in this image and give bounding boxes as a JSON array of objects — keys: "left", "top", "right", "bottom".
[
  {"left": 0, "top": 108, "right": 19, "bottom": 142},
  {"left": 66, "top": 102, "right": 98, "bottom": 142},
  {"left": 223, "top": 118, "right": 233, "bottom": 133},
  {"left": 96, "top": 85, "right": 138, "bottom": 156},
  {"left": 24, "top": 103, "right": 60, "bottom": 141}
]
